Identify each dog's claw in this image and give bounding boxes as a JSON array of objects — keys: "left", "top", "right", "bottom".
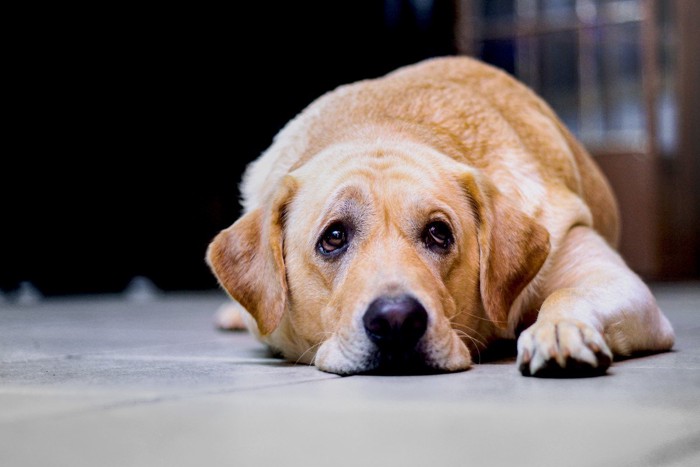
[{"left": 516, "top": 320, "right": 613, "bottom": 378}]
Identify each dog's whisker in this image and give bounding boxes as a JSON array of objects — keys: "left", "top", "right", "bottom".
[
  {"left": 452, "top": 327, "right": 486, "bottom": 349},
  {"left": 453, "top": 329, "right": 486, "bottom": 350},
  {"left": 295, "top": 344, "right": 320, "bottom": 366},
  {"left": 454, "top": 330, "right": 487, "bottom": 351},
  {"left": 453, "top": 329, "right": 483, "bottom": 364},
  {"left": 451, "top": 309, "right": 508, "bottom": 325},
  {"left": 450, "top": 322, "right": 489, "bottom": 346},
  {"left": 294, "top": 338, "right": 328, "bottom": 365}
]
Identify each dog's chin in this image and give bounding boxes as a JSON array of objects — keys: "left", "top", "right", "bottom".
[
  {"left": 314, "top": 334, "right": 473, "bottom": 376},
  {"left": 361, "top": 350, "right": 446, "bottom": 375}
]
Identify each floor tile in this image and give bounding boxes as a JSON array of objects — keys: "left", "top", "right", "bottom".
[{"left": 0, "top": 284, "right": 698, "bottom": 466}]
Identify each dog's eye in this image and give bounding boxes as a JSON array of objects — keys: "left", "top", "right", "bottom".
[
  {"left": 318, "top": 222, "right": 349, "bottom": 256},
  {"left": 423, "top": 221, "right": 453, "bottom": 252}
]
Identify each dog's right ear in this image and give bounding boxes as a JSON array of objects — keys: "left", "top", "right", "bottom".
[
  {"left": 460, "top": 171, "right": 550, "bottom": 330},
  {"left": 206, "top": 177, "right": 297, "bottom": 335}
]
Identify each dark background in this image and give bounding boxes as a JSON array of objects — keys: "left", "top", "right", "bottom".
[{"left": 3, "top": 2, "right": 457, "bottom": 296}]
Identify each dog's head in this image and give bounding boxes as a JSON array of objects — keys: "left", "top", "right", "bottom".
[{"left": 207, "top": 139, "right": 549, "bottom": 374}]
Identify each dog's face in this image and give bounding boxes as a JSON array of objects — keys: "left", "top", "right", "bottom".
[{"left": 208, "top": 140, "right": 550, "bottom": 375}]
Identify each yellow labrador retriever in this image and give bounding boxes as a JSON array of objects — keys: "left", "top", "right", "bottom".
[{"left": 207, "top": 57, "right": 674, "bottom": 376}]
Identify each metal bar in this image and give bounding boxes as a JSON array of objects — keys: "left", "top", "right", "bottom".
[
  {"left": 641, "top": 0, "right": 660, "bottom": 158},
  {"left": 454, "top": 0, "right": 477, "bottom": 56}
]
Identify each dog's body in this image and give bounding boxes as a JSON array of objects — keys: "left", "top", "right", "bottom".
[{"left": 208, "top": 57, "right": 674, "bottom": 376}]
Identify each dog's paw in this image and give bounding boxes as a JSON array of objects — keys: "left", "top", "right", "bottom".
[
  {"left": 215, "top": 302, "right": 248, "bottom": 331},
  {"left": 516, "top": 319, "right": 612, "bottom": 377}
]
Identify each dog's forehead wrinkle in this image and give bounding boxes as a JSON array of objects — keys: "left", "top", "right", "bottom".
[
  {"left": 301, "top": 137, "right": 456, "bottom": 184},
  {"left": 294, "top": 144, "right": 471, "bottom": 233},
  {"left": 315, "top": 174, "right": 453, "bottom": 229}
]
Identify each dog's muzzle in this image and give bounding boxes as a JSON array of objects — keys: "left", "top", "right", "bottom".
[{"left": 362, "top": 294, "right": 432, "bottom": 373}]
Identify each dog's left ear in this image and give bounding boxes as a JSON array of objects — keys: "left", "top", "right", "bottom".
[
  {"left": 461, "top": 172, "right": 550, "bottom": 329},
  {"left": 206, "top": 177, "right": 297, "bottom": 335}
]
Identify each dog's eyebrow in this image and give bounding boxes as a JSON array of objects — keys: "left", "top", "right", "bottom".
[
  {"left": 314, "top": 185, "right": 370, "bottom": 230},
  {"left": 324, "top": 185, "right": 369, "bottom": 214}
]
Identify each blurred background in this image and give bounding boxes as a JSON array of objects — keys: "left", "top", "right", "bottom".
[{"left": 2, "top": 0, "right": 698, "bottom": 299}]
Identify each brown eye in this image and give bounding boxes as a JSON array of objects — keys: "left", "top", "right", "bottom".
[
  {"left": 424, "top": 221, "right": 453, "bottom": 252},
  {"left": 318, "top": 222, "right": 349, "bottom": 256}
]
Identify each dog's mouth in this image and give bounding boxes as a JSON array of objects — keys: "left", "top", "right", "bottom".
[
  {"left": 361, "top": 348, "right": 445, "bottom": 375},
  {"left": 314, "top": 294, "right": 474, "bottom": 375},
  {"left": 314, "top": 331, "right": 472, "bottom": 375}
]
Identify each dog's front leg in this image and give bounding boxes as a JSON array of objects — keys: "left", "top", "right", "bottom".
[{"left": 517, "top": 226, "right": 675, "bottom": 377}]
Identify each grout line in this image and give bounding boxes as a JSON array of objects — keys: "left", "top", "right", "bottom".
[{"left": 0, "top": 338, "right": 245, "bottom": 364}]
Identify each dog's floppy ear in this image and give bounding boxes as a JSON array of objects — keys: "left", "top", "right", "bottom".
[
  {"left": 206, "top": 177, "right": 297, "bottom": 335},
  {"left": 461, "top": 172, "right": 550, "bottom": 329}
]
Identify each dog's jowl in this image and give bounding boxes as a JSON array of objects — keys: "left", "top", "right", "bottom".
[{"left": 207, "top": 57, "right": 675, "bottom": 377}]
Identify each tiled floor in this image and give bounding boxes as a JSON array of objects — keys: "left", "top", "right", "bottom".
[{"left": 1, "top": 284, "right": 699, "bottom": 466}]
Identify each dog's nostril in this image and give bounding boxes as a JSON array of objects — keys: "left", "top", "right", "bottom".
[{"left": 363, "top": 295, "right": 428, "bottom": 349}]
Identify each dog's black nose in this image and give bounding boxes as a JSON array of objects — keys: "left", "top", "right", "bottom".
[{"left": 363, "top": 295, "right": 428, "bottom": 350}]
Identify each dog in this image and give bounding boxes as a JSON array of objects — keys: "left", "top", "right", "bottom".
[{"left": 207, "top": 57, "right": 675, "bottom": 377}]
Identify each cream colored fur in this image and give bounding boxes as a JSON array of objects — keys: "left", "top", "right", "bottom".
[{"left": 208, "top": 57, "right": 674, "bottom": 376}]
